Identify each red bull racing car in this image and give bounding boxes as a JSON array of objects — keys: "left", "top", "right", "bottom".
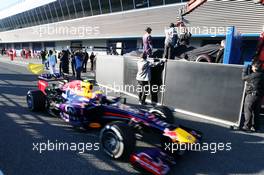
[{"left": 26, "top": 73, "right": 202, "bottom": 175}]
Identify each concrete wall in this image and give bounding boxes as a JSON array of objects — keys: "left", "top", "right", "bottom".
[
  {"left": 82, "top": 39, "right": 107, "bottom": 48},
  {"left": 55, "top": 41, "right": 71, "bottom": 51}
]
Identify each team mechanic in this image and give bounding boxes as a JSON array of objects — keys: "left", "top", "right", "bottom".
[{"left": 242, "top": 60, "right": 264, "bottom": 132}]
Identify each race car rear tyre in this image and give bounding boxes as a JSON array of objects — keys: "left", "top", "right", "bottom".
[
  {"left": 27, "top": 90, "right": 46, "bottom": 111},
  {"left": 100, "top": 122, "right": 136, "bottom": 160},
  {"left": 196, "top": 54, "right": 212, "bottom": 63},
  {"left": 149, "top": 106, "right": 174, "bottom": 124}
]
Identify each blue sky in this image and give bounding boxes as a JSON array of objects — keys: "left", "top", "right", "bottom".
[{"left": 0, "top": 0, "right": 23, "bottom": 11}]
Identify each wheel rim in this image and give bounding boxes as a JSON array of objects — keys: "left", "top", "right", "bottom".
[
  {"left": 27, "top": 95, "right": 33, "bottom": 109},
  {"left": 102, "top": 131, "right": 120, "bottom": 156}
]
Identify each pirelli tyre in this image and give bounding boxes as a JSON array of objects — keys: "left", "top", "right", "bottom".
[
  {"left": 26, "top": 90, "right": 46, "bottom": 111},
  {"left": 149, "top": 106, "right": 174, "bottom": 124},
  {"left": 100, "top": 122, "right": 136, "bottom": 160},
  {"left": 195, "top": 54, "right": 212, "bottom": 63}
]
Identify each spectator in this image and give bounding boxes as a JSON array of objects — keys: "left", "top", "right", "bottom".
[
  {"left": 41, "top": 49, "right": 48, "bottom": 69},
  {"left": 75, "top": 51, "right": 83, "bottom": 80},
  {"left": 150, "top": 59, "right": 164, "bottom": 105},
  {"left": 242, "top": 60, "right": 264, "bottom": 132},
  {"left": 70, "top": 53, "right": 76, "bottom": 77},
  {"left": 215, "top": 40, "right": 225, "bottom": 63},
  {"left": 90, "top": 52, "right": 95, "bottom": 71},
  {"left": 47, "top": 50, "right": 57, "bottom": 75},
  {"left": 136, "top": 53, "right": 165, "bottom": 105},
  {"left": 60, "top": 50, "right": 70, "bottom": 75},
  {"left": 143, "top": 27, "right": 153, "bottom": 57},
  {"left": 83, "top": 50, "right": 89, "bottom": 73},
  {"left": 164, "top": 23, "right": 177, "bottom": 59}
]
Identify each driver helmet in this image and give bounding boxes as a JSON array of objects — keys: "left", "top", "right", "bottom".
[{"left": 81, "top": 80, "right": 94, "bottom": 98}]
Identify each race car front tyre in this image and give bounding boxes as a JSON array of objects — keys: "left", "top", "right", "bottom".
[
  {"left": 149, "top": 106, "right": 175, "bottom": 124},
  {"left": 27, "top": 90, "right": 46, "bottom": 111},
  {"left": 100, "top": 122, "right": 136, "bottom": 160},
  {"left": 195, "top": 54, "right": 212, "bottom": 63}
]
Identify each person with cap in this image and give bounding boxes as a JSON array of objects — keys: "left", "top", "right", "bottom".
[
  {"left": 143, "top": 27, "right": 153, "bottom": 57},
  {"left": 164, "top": 23, "right": 177, "bottom": 59}
]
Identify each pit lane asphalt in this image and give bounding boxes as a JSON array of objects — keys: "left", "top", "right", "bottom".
[{"left": 0, "top": 61, "right": 264, "bottom": 175}]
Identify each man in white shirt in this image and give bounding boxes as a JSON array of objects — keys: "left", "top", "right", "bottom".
[
  {"left": 164, "top": 23, "right": 177, "bottom": 59},
  {"left": 48, "top": 50, "right": 57, "bottom": 75}
]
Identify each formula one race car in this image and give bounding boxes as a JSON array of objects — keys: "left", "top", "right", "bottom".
[{"left": 26, "top": 74, "right": 202, "bottom": 174}]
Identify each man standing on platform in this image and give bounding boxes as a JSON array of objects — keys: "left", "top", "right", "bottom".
[
  {"left": 143, "top": 27, "right": 153, "bottom": 57},
  {"left": 164, "top": 23, "right": 177, "bottom": 60}
]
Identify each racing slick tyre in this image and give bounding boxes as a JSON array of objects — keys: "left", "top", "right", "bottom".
[
  {"left": 26, "top": 90, "right": 46, "bottom": 111},
  {"left": 100, "top": 121, "right": 136, "bottom": 160},
  {"left": 149, "top": 106, "right": 174, "bottom": 124},
  {"left": 196, "top": 54, "right": 212, "bottom": 63}
]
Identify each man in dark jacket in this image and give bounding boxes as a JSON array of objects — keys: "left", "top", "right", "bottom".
[
  {"left": 83, "top": 51, "right": 89, "bottom": 72},
  {"left": 150, "top": 60, "right": 164, "bottom": 105},
  {"left": 242, "top": 60, "right": 264, "bottom": 132},
  {"left": 90, "top": 52, "right": 95, "bottom": 71},
  {"left": 59, "top": 50, "right": 70, "bottom": 74}
]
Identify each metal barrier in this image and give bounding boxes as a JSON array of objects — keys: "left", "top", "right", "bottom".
[
  {"left": 96, "top": 55, "right": 245, "bottom": 126},
  {"left": 96, "top": 55, "right": 124, "bottom": 89},
  {"left": 164, "top": 60, "right": 244, "bottom": 125}
]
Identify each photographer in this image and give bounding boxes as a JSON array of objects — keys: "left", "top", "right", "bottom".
[{"left": 242, "top": 60, "right": 264, "bottom": 132}]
